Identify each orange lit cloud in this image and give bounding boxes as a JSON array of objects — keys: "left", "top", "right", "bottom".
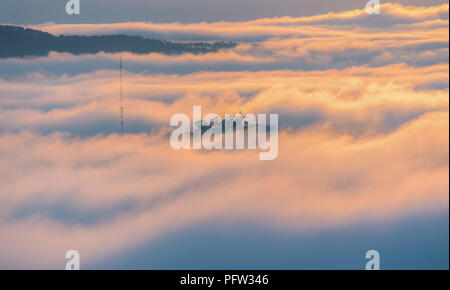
[
  {"left": 0, "top": 110, "right": 447, "bottom": 268},
  {"left": 30, "top": 3, "right": 449, "bottom": 41},
  {"left": 0, "top": 2, "right": 448, "bottom": 269}
]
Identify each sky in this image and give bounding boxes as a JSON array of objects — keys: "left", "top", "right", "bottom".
[
  {"left": 0, "top": 1, "right": 448, "bottom": 269},
  {"left": 0, "top": 0, "right": 448, "bottom": 24}
]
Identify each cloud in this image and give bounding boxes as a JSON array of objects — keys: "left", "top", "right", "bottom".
[
  {"left": 1, "top": 5, "right": 448, "bottom": 76},
  {"left": 26, "top": 3, "right": 449, "bottom": 41},
  {"left": 0, "top": 2, "right": 448, "bottom": 269},
  {"left": 0, "top": 110, "right": 448, "bottom": 268},
  {"left": 0, "top": 63, "right": 448, "bottom": 268},
  {"left": 0, "top": 64, "right": 447, "bottom": 136}
]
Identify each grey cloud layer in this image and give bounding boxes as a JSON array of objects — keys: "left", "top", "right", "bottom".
[
  {"left": 0, "top": 4, "right": 447, "bottom": 77},
  {"left": 0, "top": 65, "right": 448, "bottom": 137}
]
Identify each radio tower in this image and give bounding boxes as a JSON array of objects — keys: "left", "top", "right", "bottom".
[{"left": 120, "top": 56, "right": 124, "bottom": 134}]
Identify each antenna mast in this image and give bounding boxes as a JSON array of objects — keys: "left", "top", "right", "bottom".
[{"left": 120, "top": 56, "right": 124, "bottom": 134}]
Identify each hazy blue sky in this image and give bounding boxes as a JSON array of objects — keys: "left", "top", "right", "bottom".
[
  {"left": 92, "top": 210, "right": 449, "bottom": 270},
  {"left": 0, "top": 0, "right": 448, "bottom": 24}
]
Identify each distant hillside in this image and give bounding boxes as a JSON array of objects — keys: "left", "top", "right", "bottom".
[{"left": 0, "top": 25, "right": 237, "bottom": 58}]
